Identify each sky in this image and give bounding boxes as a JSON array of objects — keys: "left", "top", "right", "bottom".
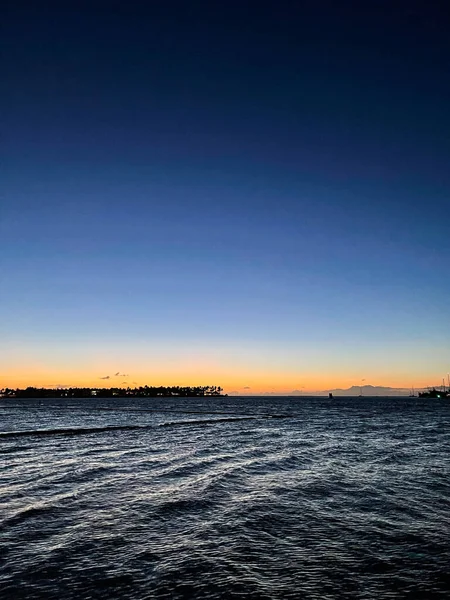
[{"left": 2, "top": 1, "right": 450, "bottom": 393}]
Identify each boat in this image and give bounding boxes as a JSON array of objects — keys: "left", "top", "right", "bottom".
[
  {"left": 418, "top": 375, "right": 450, "bottom": 398},
  {"left": 418, "top": 387, "right": 449, "bottom": 399}
]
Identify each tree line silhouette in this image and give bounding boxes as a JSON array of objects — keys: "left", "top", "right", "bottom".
[{"left": 1, "top": 385, "right": 225, "bottom": 398}]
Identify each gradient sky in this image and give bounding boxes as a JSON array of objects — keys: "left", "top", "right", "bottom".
[{"left": 2, "top": 1, "right": 450, "bottom": 393}]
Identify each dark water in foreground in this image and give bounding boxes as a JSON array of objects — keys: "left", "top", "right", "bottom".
[{"left": 1, "top": 396, "right": 449, "bottom": 599}]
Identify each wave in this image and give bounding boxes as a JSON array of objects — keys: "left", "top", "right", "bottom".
[
  {"left": 1, "top": 405, "right": 292, "bottom": 418},
  {"left": 0, "top": 424, "right": 152, "bottom": 438},
  {"left": 160, "top": 416, "right": 260, "bottom": 427},
  {"left": 0, "top": 415, "right": 291, "bottom": 439}
]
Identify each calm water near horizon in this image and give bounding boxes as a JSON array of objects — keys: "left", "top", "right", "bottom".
[{"left": 1, "top": 396, "right": 449, "bottom": 599}]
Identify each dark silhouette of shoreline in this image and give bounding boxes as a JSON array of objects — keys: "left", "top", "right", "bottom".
[
  {"left": 0, "top": 385, "right": 225, "bottom": 399},
  {"left": 418, "top": 388, "right": 449, "bottom": 399}
]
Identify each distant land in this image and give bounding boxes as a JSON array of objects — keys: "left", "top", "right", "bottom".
[
  {"left": 322, "top": 385, "right": 411, "bottom": 397},
  {"left": 2, "top": 384, "right": 445, "bottom": 399},
  {"left": 0, "top": 385, "right": 225, "bottom": 399},
  {"left": 305, "top": 385, "right": 445, "bottom": 397},
  {"left": 229, "top": 385, "right": 425, "bottom": 397}
]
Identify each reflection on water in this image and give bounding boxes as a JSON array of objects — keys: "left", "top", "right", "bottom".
[{"left": 1, "top": 396, "right": 449, "bottom": 599}]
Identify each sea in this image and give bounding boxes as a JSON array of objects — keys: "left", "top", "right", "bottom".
[{"left": 1, "top": 396, "right": 449, "bottom": 599}]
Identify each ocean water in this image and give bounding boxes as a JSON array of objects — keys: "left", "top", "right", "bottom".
[{"left": 1, "top": 396, "right": 449, "bottom": 600}]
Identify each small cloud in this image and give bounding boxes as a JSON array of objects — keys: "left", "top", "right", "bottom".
[
  {"left": 99, "top": 375, "right": 110, "bottom": 380},
  {"left": 122, "top": 373, "right": 129, "bottom": 377},
  {"left": 48, "top": 383, "right": 70, "bottom": 388},
  {"left": 122, "top": 381, "right": 128, "bottom": 385},
  {"left": 243, "top": 386, "right": 251, "bottom": 390},
  {"left": 115, "top": 372, "right": 120, "bottom": 376},
  {"left": 132, "top": 381, "right": 138, "bottom": 385}
]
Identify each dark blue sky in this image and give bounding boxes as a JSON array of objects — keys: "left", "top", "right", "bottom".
[{"left": 2, "top": 1, "right": 449, "bottom": 390}]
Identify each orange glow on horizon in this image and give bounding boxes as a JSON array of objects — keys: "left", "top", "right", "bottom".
[
  {"left": 0, "top": 365, "right": 442, "bottom": 394},
  {"left": 2, "top": 340, "right": 447, "bottom": 394}
]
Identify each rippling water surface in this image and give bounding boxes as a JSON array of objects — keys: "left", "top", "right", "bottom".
[{"left": 1, "top": 396, "right": 449, "bottom": 599}]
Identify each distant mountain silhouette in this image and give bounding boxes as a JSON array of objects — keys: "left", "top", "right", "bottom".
[
  {"left": 324, "top": 385, "right": 410, "bottom": 396},
  {"left": 226, "top": 385, "right": 430, "bottom": 397}
]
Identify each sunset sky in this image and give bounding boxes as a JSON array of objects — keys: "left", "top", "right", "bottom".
[{"left": 2, "top": 2, "right": 449, "bottom": 393}]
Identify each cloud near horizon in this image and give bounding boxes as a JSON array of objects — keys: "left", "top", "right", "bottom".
[{"left": 99, "top": 375, "right": 110, "bottom": 380}]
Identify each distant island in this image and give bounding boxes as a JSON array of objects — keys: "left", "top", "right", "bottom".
[
  {"left": 0, "top": 385, "right": 226, "bottom": 399},
  {"left": 322, "top": 385, "right": 448, "bottom": 397},
  {"left": 323, "top": 385, "right": 410, "bottom": 397}
]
